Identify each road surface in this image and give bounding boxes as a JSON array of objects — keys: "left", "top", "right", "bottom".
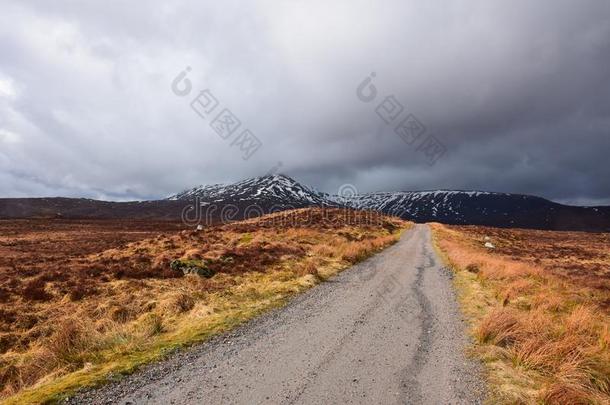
[{"left": 67, "top": 224, "right": 485, "bottom": 404}]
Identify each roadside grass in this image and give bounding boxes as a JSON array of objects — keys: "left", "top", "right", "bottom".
[
  {"left": 430, "top": 223, "right": 610, "bottom": 404},
  {"left": 0, "top": 209, "right": 410, "bottom": 404}
]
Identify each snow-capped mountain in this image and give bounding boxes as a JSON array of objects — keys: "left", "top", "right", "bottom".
[
  {"left": 2, "top": 174, "right": 609, "bottom": 231},
  {"left": 335, "top": 190, "right": 587, "bottom": 229},
  {"left": 166, "top": 175, "right": 610, "bottom": 230},
  {"left": 168, "top": 174, "right": 332, "bottom": 209}
]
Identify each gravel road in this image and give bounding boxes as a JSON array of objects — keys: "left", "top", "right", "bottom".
[{"left": 67, "top": 224, "right": 486, "bottom": 404}]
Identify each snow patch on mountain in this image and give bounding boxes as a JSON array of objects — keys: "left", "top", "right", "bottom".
[{"left": 168, "top": 174, "right": 331, "bottom": 208}]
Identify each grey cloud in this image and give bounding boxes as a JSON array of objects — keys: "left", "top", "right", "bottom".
[{"left": 0, "top": 0, "right": 609, "bottom": 205}]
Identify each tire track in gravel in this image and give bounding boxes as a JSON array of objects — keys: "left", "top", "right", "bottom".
[{"left": 399, "top": 240, "right": 438, "bottom": 403}]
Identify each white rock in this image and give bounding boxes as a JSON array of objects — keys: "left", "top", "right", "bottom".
[
  {"left": 196, "top": 224, "right": 203, "bottom": 231},
  {"left": 484, "top": 242, "right": 495, "bottom": 249},
  {"left": 484, "top": 236, "right": 490, "bottom": 241}
]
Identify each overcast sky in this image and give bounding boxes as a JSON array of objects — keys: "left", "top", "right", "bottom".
[{"left": 1, "top": 0, "right": 609, "bottom": 205}]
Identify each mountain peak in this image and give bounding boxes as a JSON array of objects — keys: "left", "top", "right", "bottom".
[
  {"left": 256, "top": 173, "right": 294, "bottom": 182},
  {"left": 168, "top": 173, "right": 330, "bottom": 208},
  {"left": 256, "top": 173, "right": 299, "bottom": 185}
]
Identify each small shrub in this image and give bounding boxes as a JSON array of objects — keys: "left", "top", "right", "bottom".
[
  {"left": 68, "top": 284, "right": 98, "bottom": 301},
  {"left": 338, "top": 231, "right": 358, "bottom": 241},
  {"left": 382, "top": 220, "right": 398, "bottom": 233},
  {"left": 296, "top": 261, "right": 320, "bottom": 278},
  {"left": 0, "top": 333, "right": 17, "bottom": 354},
  {"left": 0, "top": 287, "right": 11, "bottom": 303},
  {"left": 182, "top": 249, "right": 204, "bottom": 260},
  {"left": 0, "top": 360, "right": 19, "bottom": 395},
  {"left": 152, "top": 253, "right": 172, "bottom": 268},
  {"left": 45, "top": 319, "right": 93, "bottom": 367},
  {"left": 311, "top": 244, "right": 336, "bottom": 258},
  {"left": 542, "top": 384, "right": 587, "bottom": 405},
  {"left": 465, "top": 263, "right": 480, "bottom": 273},
  {"left": 161, "top": 292, "right": 195, "bottom": 314},
  {"left": 341, "top": 244, "right": 369, "bottom": 264},
  {"left": 84, "top": 266, "right": 104, "bottom": 277},
  {"left": 239, "top": 233, "right": 253, "bottom": 244},
  {"left": 21, "top": 278, "right": 52, "bottom": 301},
  {"left": 0, "top": 309, "right": 17, "bottom": 325},
  {"left": 138, "top": 313, "right": 164, "bottom": 337},
  {"left": 110, "top": 306, "right": 132, "bottom": 323},
  {"left": 475, "top": 307, "right": 520, "bottom": 346}
]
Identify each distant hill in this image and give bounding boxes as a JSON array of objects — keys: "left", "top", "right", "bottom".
[
  {"left": 335, "top": 190, "right": 610, "bottom": 231},
  {"left": 1, "top": 174, "right": 609, "bottom": 231},
  {"left": 0, "top": 198, "right": 187, "bottom": 220}
]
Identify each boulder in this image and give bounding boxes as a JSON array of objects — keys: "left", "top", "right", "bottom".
[{"left": 170, "top": 259, "right": 216, "bottom": 278}]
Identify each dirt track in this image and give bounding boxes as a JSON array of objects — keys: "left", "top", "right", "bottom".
[{"left": 67, "top": 224, "right": 485, "bottom": 404}]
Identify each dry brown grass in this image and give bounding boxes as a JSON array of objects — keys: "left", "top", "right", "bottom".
[
  {"left": 431, "top": 223, "right": 610, "bottom": 404},
  {"left": 0, "top": 209, "right": 409, "bottom": 403}
]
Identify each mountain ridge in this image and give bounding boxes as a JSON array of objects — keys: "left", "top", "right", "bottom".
[{"left": 1, "top": 174, "right": 609, "bottom": 231}]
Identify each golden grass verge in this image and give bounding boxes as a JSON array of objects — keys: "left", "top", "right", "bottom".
[{"left": 430, "top": 223, "right": 610, "bottom": 405}]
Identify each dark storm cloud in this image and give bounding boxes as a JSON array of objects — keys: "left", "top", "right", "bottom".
[{"left": 1, "top": 0, "right": 609, "bottom": 204}]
